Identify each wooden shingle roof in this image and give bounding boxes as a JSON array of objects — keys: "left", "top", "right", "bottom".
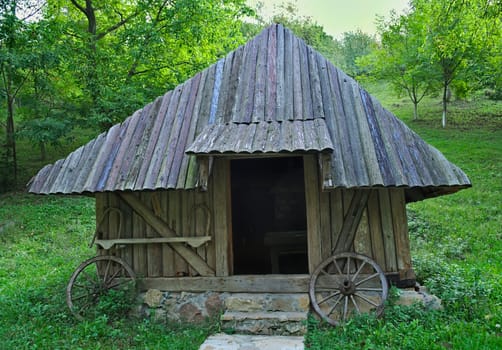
[{"left": 27, "top": 24, "right": 470, "bottom": 201}]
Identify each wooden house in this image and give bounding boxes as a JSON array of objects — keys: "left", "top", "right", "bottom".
[{"left": 28, "top": 24, "right": 470, "bottom": 297}]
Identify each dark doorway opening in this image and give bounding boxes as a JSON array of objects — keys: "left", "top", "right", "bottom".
[{"left": 231, "top": 157, "right": 308, "bottom": 274}]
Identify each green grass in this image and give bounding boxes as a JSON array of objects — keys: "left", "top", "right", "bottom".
[{"left": 1, "top": 86, "right": 501, "bottom": 349}]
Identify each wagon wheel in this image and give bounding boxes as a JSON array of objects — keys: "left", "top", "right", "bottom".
[
  {"left": 309, "top": 252, "right": 388, "bottom": 326},
  {"left": 66, "top": 255, "right": 136, "bottom": 321}
]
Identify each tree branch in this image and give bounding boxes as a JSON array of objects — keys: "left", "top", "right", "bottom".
[
  {"left": 96, "top": 12, "right": 139, "bottom": 40},
  {"left": 69, "top": 0, "right": 87, "bottom": 15}
]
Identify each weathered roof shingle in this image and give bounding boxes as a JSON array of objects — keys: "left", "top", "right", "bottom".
[{"left": 27, "top": 24, "right": 471, "bottom": 201}]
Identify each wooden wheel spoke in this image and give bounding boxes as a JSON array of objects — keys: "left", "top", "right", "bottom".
[
  {"left": 332, "top": 258, "right": 343, "bottom": 275},
  {"left": 342, "top": 296, "right": 349, "bottom": 321},
  {"left": 72, "top": 291, "right": 94, "bottom": 301},
  {"left": 350, "top": 295, "right": 361, "bottom": 314},
  {"left": 319, "top": 268, "right": 331, "bottom": 277},
  {"left": 356, "top": 287, "right": 383, "bottom": 292},
  {"left": 354, "top": 292, "right": 379, "bottom": 307},
  {"left": 318, "top": 291, "right": 341, "bottom": 305},
  {"left": 104, "top": 268, "right": 122, "bottom": 287},
  {"left": 355, "top": 272, "right": 380, "bottom": 286},
  {"left": 107, "top": 278, "right": 134, "bottom": 290},
  {"left": 72, "top": 282, "right": 92, "bottom": 290},
  {"left": 102, "top": 259, "right": 112, "bottom": 283},
  {"left": 346, "top": 257, "right": 351, "bottom": 279},
  {"left": 327, "top": 294, "right": 344, "bottom": 316},
  {"left": 351, "top": 261, "right": 366, "bottom": 282}
]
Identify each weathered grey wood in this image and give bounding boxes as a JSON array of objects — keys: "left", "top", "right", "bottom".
[
  {"left": 333, "top": 190, "right": 372, "bottom": 254},
  {"left": 265, "top": 24, "right": 277, "bottom": 121},
  {"left": 299, "top": 42, "right": 313, "bottom": 119},
  {"left": 160, "top": 82, "right": 192, "bottom": 189},
  {"left": 308, "top": 48, "right": 323, "bottom": 119},
  {"left": 119, "top": 192, "right": 215, "bottom": 276},
  {"left": 161, "top": 191, "right": 175, "bottom": 277},
  {"left": 142, "top": 88, "right": 179, "bottom": 188},
  {"left": 292, "top": 35, "right": 302, "bottom": 120},
  {"left": 132, "top": 192, "right": 147, "bottom": 276},
  {"left": 252, "top": 33, "right": 266, "bottom": 122},
  {"left": 125, "top": 97, "right": 162, "bottom": 190},
  {"left": 119, "top": 193, "right": 134, "bottom": 268},
  {"left": 94, "top": 236, "right": 212, "bottom": 250},
  {"left": 139, "top": 274, "right": 382, "bottom": 293},
  {"left": 378, "top": 189, "right": 397, "bottom": 271},
  {"left": 212, "top": 159, "right": 231, "bottom": 276},
  {"left": 241, "top": 37, "right": 259, "bottom": 123},
  {"left": 283, "top": 25, "right": 293, "bottom": 121},
  {"left": 353, "top": 208, "right": 371, "bottom": 257},
  {"left": 147, "top": 192, "right": 163, "bottom": 277},
  {"left": 171, "top": 191, "right": 188, "bottom": 276},
  {"left": 390, "top": 188, "right": 412, "bottom": 273},
  {"left": 351, "top": 84, "right": 384, "bottom": 186},
  {"left": 329, "top": 189, "right": 343, "bottom": 253},
  {"left": 215, "top": 51, "right": 234, "bottom": 122},
  {"left": 319, "top": 189, "right": 331, "bottom": 262},
  {"left": 303, "top": 155, "right": 322, "bottom": 273},
  {"left": 116, "top": 103, "right": 152, "bottom": 190},
  {"left": 167, "top": 75, "right": 201, "bottom": 188},
  {"left": 95, "top": 193, "right": 108, "bottom": 259},
  {"left": 368, "top": 190, "right": 386, "bottom": 269},
  {"left": 134, "top": 93, "right": 172, "bottom": 189},
  {"left": 139, "top": 275, "right": 311, "bottom": 293},
  {"left": 274, "top": 24, "right": 284, "bottom": 121},
  {"left": 104, "top": 110, "right": 142, "bottom": 189}
]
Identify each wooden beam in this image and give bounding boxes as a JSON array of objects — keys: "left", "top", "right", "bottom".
[
  {"left": 304, "top": 155, "right": 322, "bottom": 273},
  {"left": 333, "top": 190, "right": 372, "bottom": 253},
  {"left": 118, "top": 192, "right": 215, "bottom": 276},
  {"left": 212, "top": 159, "right": 231, "bottom": 276},
  {"left": 138, "top": 274, "right": 382, "bottom": 293},
  {"left": 139, "top": 275, "right": 311, "bottom": 293}
]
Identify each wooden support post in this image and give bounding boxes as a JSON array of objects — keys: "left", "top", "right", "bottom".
[
  {"left": 212, "top": 158, "right": 231, "bottom": 276},
  {"left": 304, "top": 155, "right": 322, "bottom": 273},
  {"left": 119, "top": 192, "right": 215, "bottom": 276}
]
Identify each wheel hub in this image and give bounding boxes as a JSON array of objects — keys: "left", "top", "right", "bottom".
[{"left": 340, "top": 279, "right": 356, "bottom": 295}]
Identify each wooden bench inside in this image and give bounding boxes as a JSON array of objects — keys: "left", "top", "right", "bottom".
[{"left": 95, "top": 236, "right": 211, "bottom": 250}]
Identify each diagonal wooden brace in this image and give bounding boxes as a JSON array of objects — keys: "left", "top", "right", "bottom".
[
  {"left": 119, "top": 192, "right": 215, "bottom": 277},
  {"left": 333, "top": 190, "right": 372, "bottom": 254}
]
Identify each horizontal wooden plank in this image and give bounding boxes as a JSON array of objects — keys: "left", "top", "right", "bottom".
[
  {"left": 139, "top": 275, "right": 311, "bottom": 292},
  {"left": 139, "top": 273, "right": 390, "bottom": 293},
  {"left": 94, "top": 236, "right": 211, "bottom": 250}
]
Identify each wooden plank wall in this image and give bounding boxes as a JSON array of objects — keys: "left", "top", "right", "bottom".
[
  {"left": 94, "top": 160, "right": 228, "bottom": 277},
  {"left": 304, "top": 156, "right": 412, "bottom": 276}
]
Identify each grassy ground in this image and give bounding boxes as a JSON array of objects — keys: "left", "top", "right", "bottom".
[{"left": 1, "top": 88, "right": 501, "bottom": 349}]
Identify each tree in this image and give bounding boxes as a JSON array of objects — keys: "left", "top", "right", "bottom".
[
  {"left": 338, "top": 30, "right": 376, "bottom": 77},
  {"left": 359, "top": 11, "right": 438, "bottom": 120},
  {"left": 47, "top": 0, "right": 252, "bottom": 130},
  {"left": 411, "top": 0, "right": 498, "bottom": 127},
  {"left": 0, "top": 0, "right": 46, "bottom": 187}
]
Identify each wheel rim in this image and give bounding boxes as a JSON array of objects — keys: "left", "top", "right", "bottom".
[
  {"left": 66, "top": 255, "right": 136, "bottom": 321},
  {"left": 309, "top": 252, "right": 388, "bottom": 326}
]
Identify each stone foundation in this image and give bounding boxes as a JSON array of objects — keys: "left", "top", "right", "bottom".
[{"left": 137, "top": 286, "right": 441, "bottom": 334}]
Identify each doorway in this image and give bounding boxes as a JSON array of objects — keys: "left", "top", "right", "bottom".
[{"left": 231, "top": 157, "right": 308, "bottom": 274}]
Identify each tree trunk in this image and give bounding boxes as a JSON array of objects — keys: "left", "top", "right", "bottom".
[
  {"left": 6, "top": 95, "right": 17, "bottom": 184},
  {"left": 442, "top": 82, "right": 448, "bottom": 128},
  {"left": 413, "top": 102, "right": 419, "bottom": 120}
]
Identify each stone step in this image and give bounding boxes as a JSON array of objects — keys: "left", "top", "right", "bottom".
[
  {"left": 221, "top": 311, "right": 308, "bottom": 336},
  {"left": 199, "top": 333, "right": 304, "bottom": 350},
  {"left": 224, "top": 293, "right": 310, "bottom": 313}
]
